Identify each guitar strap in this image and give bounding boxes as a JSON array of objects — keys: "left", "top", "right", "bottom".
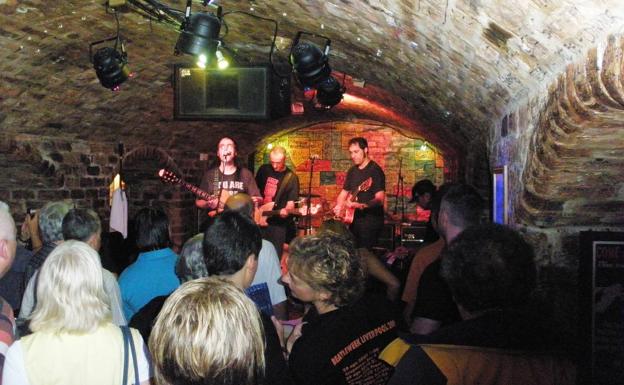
[{"left": 273, "top": 171, "right": 293, "bottom": 208}]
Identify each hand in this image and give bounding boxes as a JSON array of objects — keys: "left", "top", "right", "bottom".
[
  {"left": 346, "top": 201, "right": 366, "bottom": 210},
  {"left": 270, "top": 316, "right": 285, "bottom": 348},
  {"left": 279, "top": 208, "right": 289, "bottom": 218},
  {"left": 207, "top": 196, "right": 220, "bottom": 209},
  {"left": 333, "top": 204, "right": 343, "bottom": 216},
  {"left": 286, "top": 321, "right": 306, "bottom": 353}
]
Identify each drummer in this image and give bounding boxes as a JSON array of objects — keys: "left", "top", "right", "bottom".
[{"left": 389, "top": 179, "right": 436, "bottom": 224}]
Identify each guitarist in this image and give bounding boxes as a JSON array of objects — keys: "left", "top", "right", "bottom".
[
  {"left": 195, "top": 137, "right": 261, "bottom": 214},
  {"left": 255, "top": 146, "right": 300, "bottom": 257},
  {"left": 333, "top": 137, "right": 386, "bottom": 250}
]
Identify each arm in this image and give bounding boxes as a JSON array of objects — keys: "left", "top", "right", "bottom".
[
  {"left": 19, "top": 273, "right": 37, "bottom": 319},
  {"left": 360, "top": 249, "right": 400, "bottom": 301}
]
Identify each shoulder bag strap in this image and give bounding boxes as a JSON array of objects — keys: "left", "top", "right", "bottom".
[
  {"left": 121, "top": 326, "right": 129, "bottom": 385},
  {"left": 128, "top": 327, "right": 141, "bottom": 385}
]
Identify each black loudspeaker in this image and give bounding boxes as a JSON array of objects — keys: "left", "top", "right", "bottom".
[{"left": 174, "top": 65, "right": 290, "bottom": 120}]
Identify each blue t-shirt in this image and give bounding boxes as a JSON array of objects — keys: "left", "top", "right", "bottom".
[{"left": 118, "top": 248, "right": 180, "bottom": 320}]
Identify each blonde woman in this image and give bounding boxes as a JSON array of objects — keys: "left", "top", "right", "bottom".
[
  {"left": 149, "top": 277, "right": 265, "bottom": 385},
  {"left": 2, "top": 240, "right": 151, "bottom": 385}
]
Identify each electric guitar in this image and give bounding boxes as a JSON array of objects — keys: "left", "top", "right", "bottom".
[
  {"left": 255, "top": 201, "right": 321, "bottom": 227},
  {"left": 159, "top": 169, "right": 319, "bottom": 225},
  {"left": 335, "top": 177, "right": 373, "bottom": 224}
]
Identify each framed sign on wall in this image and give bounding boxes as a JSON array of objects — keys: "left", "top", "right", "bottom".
[{"left": 579, "top": 231, "right": 624, "bottom": 385}]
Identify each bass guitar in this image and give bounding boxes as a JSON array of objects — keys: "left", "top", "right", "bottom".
[{"left": 255, "top": 201, "right": 321, "bottom": 227}]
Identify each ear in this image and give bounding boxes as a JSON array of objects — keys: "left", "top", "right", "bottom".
[
  {"left": 0, "top": 239, "right": 7, "bottom": 259},
  {"left": 316, "top": 289, "right": 332, "bottom": 303},
  {"left": 244, "top": 254, "right": 258, "bottom": 275}
]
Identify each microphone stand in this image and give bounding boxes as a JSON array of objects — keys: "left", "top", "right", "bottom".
[
  {"left": 393, "top": 157, "right": 406, "bottom": 223},
  {"left": 305, "top": 156, "right": 316, "bottom": 235}
]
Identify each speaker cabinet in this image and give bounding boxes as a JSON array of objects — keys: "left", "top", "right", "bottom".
[{"left": 174, "top": 65, "right": 288, "bottom": 120}]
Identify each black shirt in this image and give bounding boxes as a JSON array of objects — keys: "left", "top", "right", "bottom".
[
  {"left": 255, "top": 164, "right": 300, "bottom": 226},
  {"left": 343, "top": 160, "right": 385, "bottom": 220}
]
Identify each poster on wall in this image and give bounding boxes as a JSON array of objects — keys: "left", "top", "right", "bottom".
[{"left": 579, "top": 231, "right": 624, "bottom": 385}]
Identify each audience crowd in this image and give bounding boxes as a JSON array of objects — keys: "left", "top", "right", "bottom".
[{"left": 0, "top": 185, "right": 576, "bottom": 385}]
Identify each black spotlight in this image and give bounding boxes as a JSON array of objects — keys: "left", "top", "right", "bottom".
[
  {"left": 176, "top": 12, "right": 221, "bottom": 59},
  {"left": 290, "top": 42, "right": 331, "bottom": 88},
  {"left": 92, "top": 46, "right": 129, "bottom": 91},
  {"left": 315, "top": 76, "right": 344, "bottom": 109}
]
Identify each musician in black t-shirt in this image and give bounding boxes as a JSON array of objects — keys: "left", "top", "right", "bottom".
[
  {"left": 255, "top": 146, "right": 300, "bottom": 257},
  {"left": 333, "top": 137, "right": 386, "bottom": 250},
  {"left": 196, "top": 137, "right": 261, "bottom": 214}
]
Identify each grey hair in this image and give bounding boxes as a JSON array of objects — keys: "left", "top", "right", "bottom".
[
  {"left": 176, "top": 233, "right": 208, "bottom": 282},
  {"left": 39, "top": 200, "right": 73, "bottom": 243}
]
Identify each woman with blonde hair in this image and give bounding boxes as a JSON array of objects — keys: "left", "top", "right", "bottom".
[
  {"left": 149, "top": 277, "right": 265, "bottom": 385},
  {"left": 2, "top": 240, "right": 151, "bottom": 385}
]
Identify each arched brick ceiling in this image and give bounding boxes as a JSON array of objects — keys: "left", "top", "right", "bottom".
[
  {"left": 520, "top": 35, "right": 624, "bottom": 227},
  {"left": 1, "top": 0, "right": 623, "bottom": 215},
  {"left": 1, "top": 0, "right": 621, "bottom": 139}
]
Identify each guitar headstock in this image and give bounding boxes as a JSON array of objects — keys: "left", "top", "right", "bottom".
[{"left": 158, "top": 169, "right": 181, "bottom": 184}]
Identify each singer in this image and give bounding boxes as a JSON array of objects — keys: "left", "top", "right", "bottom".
[{"left": 195, "top": 136, "right": 261, "bottom": 212}]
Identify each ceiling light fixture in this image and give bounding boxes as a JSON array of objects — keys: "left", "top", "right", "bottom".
[
  {"left": 175, "top": 0, "right": 222, "bottom": 68},
  {"left": 289, "top": 31, "right": 345, "bottom": 110},
  {"left": 89, "top": 11, "right": 130, "bottom": 91}
]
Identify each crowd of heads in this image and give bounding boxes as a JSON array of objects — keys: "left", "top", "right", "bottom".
[{"left": 0, "top": 174, "right": 552, "bottom": 385}]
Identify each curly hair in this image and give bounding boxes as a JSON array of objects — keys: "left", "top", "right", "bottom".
[
  {"left": 288, "top": 232, "right": 365, "bottom": 307},
  {"left": 440, "top": 223, "right": 537, "bottom": 313}
]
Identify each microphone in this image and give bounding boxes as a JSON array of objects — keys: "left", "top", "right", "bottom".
[
  {"left": 223, "top": 152, "right": 232, "bottom": 158},
  {"left": 310, "top": 154, "right": 320, "bottom": 160}
]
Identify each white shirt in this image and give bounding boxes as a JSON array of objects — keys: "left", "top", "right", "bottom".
[{"left": 251, "top": 240, "right": 287, "bottom": 305}]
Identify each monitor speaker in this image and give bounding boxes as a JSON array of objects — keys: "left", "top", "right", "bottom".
[{"left": 173, "top": 65, "right": 291, "bottom": 120}]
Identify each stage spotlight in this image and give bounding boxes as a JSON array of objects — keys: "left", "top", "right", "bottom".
[
  {"left": 89, "top": 11, "right": 130, "bottom": 91},
  {"left": 314, "top": 76, "right": 344, "bottom": 109},
  {"left": 92, "top": 46, "right": 129, "bottom": 91},
  {"left": 289, "top": 31, "right": 345, "bottom": 110},
  {"left": 176, "top": 12, "right": 221, "bottom": 58},
  {"left": 290, "top": 42, "right": 331, "bottom": 87}
]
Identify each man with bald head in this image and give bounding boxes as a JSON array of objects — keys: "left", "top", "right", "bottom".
[
  {"left": 0, "top": 208, "right": 17, "bottom": 381},
  {"left": 255, "top": 146, "right": 300, "bottom": 257}
]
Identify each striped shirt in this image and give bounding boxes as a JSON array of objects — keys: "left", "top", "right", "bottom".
[{"left": 0, "top": 297, "right": 15, "bottom": 385}]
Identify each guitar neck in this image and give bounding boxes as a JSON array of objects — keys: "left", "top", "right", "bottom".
[{"left": 180, "top": 181, "right": 213, "bottom": 200}]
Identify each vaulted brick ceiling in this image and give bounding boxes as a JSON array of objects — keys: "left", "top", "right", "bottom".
[{"left": 1, "top": 0, "right": 623, "bottom": 226}]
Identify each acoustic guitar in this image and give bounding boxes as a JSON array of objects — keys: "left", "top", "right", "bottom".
[
  {"left": 335, "top": 177, "right": 372, "bottom": 224},
  {"left": 158, "top": 169, "right": 228, "bottom": 216}
]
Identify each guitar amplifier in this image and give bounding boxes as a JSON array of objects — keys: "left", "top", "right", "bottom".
[{"left": 401, "top": 225, "right": 427, "bottom": 247}]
